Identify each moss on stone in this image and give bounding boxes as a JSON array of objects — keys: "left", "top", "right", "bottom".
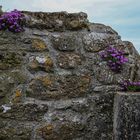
[{"left": 0, "top": 52, "right": 22, "bottom": 70}]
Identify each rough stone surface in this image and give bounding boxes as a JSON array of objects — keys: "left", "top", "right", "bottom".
[
  {"left": 0, "top": 11, "right": 140, "bottom": 139},
  {"left": 23, "top": 11, "right": 89, "bottom": 31},
  {"left": 114, "top": 92, "right": 140, "bottom": 140}
]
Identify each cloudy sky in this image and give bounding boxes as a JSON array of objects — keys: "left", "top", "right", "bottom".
[{"left": 1, "top": 0, "right": 140, "bottom": 52}]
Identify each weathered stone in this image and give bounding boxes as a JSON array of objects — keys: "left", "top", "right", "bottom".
[
  {"left": 57, "top": 53, "right": 83, "bottom": 69},
  {"left": 94, "top": 62, "right": 131, "bottom": 84},
  {"left": 37, "top": 122, "right": 85, "bottom": 140},
  {"left": 88, "top": 23, "right": 118, "bottom": 35},
  {"left": 28, "top": 55, "right": 54, "bottom": 72},
  {"left": 23, "top": 11, "right": 88, "bottom": 31},
  {"left": 33, "top": 93, "right": 114, "bottom": 140},
  {"left": 93, "top": 85, "right": 121, "bottom": 92},
  {"left": 0, "top": 75, "right": 15, "bottom": 105},
  {"left": 73, "top": 93, "right": 114, "bottom": 140},
  {"left": 11, "top": 89, "right": 23, "bottom": 103},
  {"left": 0, "top": 103, "right": 48, "bottom": 121},
  {"left": 114, "top": 92, "right": 140, "bottom": 140},
  {"left": 10, "top": 70, "right": 29, "bottom": 84},
  {"left": 0, "top": 31, "right": 18, "bottom": 46},
  {"left": 26, "top": 74, "right": 91, "bottom": 100},
  {"left": 83, "top": 32, "right": 118, "bottom": 52},
  {"left": 51, "top": 33, "right": 77, "bottom": 51},
  {"left": 0, "top": 120, "right": 34, "bottom": 140},
  {"left": 0, "top": 70, "right": 29, "bottom": 106},
  {"left": 0, "top": 11, "right": 140, "bottom": 140},
  {"left": 0, "top": 52, "right": 23, "bottom": 70},
  {"left": 31, "top": 38, "right": 48, "bottom": 51}
]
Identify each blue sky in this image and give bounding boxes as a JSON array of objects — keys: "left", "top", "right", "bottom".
[{"left": 0, "top": 0, "right": 140, "bottom": 53}]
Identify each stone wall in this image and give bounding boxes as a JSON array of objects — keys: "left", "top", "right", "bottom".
[
  {"left": 0, "top": 11, "right": 140, "bottom": 140},
  {"left": 114, "top": 92, "right": 140, "bottom": 140}
]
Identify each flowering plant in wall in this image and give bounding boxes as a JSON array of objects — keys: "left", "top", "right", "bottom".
[
  {"left": 0, "top": 9, "right": 25, "bottom": 33},
  {"left": 99, "top": 46, "right": 128, "bottom": 72},
  {"left": 120, "top": 80, "right": 140, "bottom": 92}
]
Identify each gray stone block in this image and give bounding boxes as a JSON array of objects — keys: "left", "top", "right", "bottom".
[{"left": 114, "top": 92, "right": 140, "bottom": 140}]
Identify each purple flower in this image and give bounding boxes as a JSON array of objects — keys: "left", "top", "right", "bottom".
[
  {"left": 120, "top": 80, "right": 140, "bottom": 92},
  {"left": 99, "top": 46, "right": 128, "bottom": 72},
  {"left": 0, "top": 9, "right": 25, "bottom": 33}
]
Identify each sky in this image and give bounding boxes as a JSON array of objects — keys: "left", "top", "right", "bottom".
[{"left": 0, "top": 0, "right": 140, "bottom": 53}]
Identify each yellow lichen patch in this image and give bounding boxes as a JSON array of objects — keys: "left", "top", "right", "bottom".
[
  {"left": 32, "top": 38, "right": 47, "bottom": 51},
  {"left": 46, "top": 124, "right": 54, "bottom": 131},
  {"left": 41, "top": 76, "right": 52, "bottom": 87},
  {"left": 38, "top": 124, "right": 54, "bottom": 135},
  {"left": 12, "top": 90, "right": 22, "bottom": 103},
  {"left": 45, "top": 56, "right": 53, "bottom": 67},
  {"left": 15, "top": 90, "right": 22, "bottom": 97}
]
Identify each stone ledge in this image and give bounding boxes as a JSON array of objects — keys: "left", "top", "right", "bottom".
[
  {"left": 116, "top": 91, "right": 140, "bottom": 95},
  {"left": 22, "top": 11, "right": 89, "bottom": 31}
]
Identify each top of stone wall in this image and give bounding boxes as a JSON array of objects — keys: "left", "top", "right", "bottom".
[
  {"left": 0, "top": 8, "right": 120, "bottom": 34},
  {"left": 22, "top": 11, "right": 89, "bottom": 31}
]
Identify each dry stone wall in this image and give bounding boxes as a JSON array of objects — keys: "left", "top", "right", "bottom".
[
  {"left": 114, "top": 92, "right": 140, "bottom": 140},
  {"left": 0, "top": 11, "right": 140, "bottom": 140}
]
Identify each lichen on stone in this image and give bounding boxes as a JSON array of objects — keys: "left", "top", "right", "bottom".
[
  {"left": 0, "top": 10, "right": 140, "bottom": 140},
  {"left": 31, "top": 38, "right": 48, "bottom": 51}
]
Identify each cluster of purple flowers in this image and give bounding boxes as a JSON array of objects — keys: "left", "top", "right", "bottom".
[
  {"left": 0, "top": 9, "right": 25, "bottom": 33},
  {"left": 120, "top": 81, "right": 140, "bottom": 92},
  {"left": 99, "top": 46, "right": 128, "bottom": 72}
]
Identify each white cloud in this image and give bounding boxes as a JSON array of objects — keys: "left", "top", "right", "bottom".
[
  {"left": 110, "top": 17, "right": 140, "bottom": 26},
  {"left": 31, "top": 0, "right": 133, "bottom": 14}
]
